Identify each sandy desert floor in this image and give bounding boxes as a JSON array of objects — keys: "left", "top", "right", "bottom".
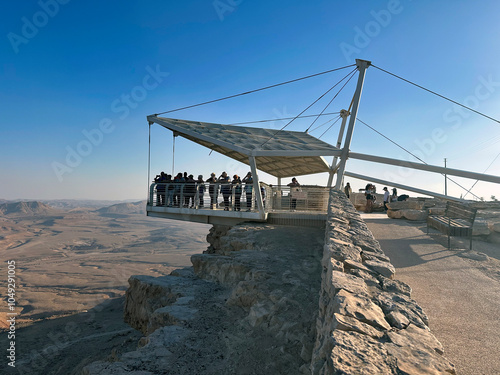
[
  {"left": 1, "top": 205, "right": 499, "bottom": 375},
  {"left": 0, "top": 207, "right": 210, "bottom": 374}
]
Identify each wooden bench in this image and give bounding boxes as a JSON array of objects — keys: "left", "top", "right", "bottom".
[{"left": 427, "top": 201, "right": 477, "bottom": 250}]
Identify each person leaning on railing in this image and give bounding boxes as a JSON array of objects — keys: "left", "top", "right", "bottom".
[
  {"left": 155, "top": 172, "right": 167, "bottom": 206},
  {"left": 184, "top": 174, "right": 196, "bottom": 208},
  {"left": 206, "top": 173, "right": 218, "bottom": 209},
  {"left": 173, "top": 172, "right": 184, "bottom": 207},
  {"left": 165, "top": 174, "right": 173, "bottom": 206},
  {"left": 288, "top": 177, "right": 300, "bottom": 211},
  {"left": 218, "top": 172, "right": 231, "bottom": 211},
  {"left": 232, "top": 175, "right": 242, "bottom": 211},
  {"left": 242, "top": 172, "right": 253, "bottom": 211},
  {"left": 197, "top": 175, "right": 205, "bottom": 208}
]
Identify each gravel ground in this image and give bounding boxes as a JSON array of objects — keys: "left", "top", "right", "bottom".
[{"left": 363, "top": 213, "right": 500, "bottom": 375}]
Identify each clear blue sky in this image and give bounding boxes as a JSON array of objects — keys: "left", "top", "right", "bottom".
[{"left": 1, "top": 0, "right": 499, "bottom": 200}]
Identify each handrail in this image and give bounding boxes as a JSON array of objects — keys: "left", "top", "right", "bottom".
[{"left": 148, "top": 183, "right": 330, "bottom": 213}]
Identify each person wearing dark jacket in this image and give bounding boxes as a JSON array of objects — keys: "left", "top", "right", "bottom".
[
  {"left": 242, "top": 172, "right": 253, "bottom": 211},
  {"left": 197, "top": 175, "right": 205, "bottom": 208},
  {"left": 206, "top": 173, "right": 218, "bottom": 209},
  {"left": 184, "top": 175, "right": 196, "bottom": 208},
  {"left": 232, "top": 175, "right": 242, "bottom": 211},
  {"left": 218, "top": 172, "right": 231, "bottom": 211}
]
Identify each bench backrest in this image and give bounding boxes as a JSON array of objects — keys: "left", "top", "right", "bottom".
[{"left": 445, "top": 201, "right": 477, "bottom": 223}]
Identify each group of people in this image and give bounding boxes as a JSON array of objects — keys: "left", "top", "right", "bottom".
[
  {"left": 154, "top": 171, "right": 261, "bottom": 211},
  {"left": 344, "top": 182, "right": 407, "bottom": 213}
]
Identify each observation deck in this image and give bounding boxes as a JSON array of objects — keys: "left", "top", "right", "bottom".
[{"left": 147, "top": 182, "right": 330, "bottom": 227}]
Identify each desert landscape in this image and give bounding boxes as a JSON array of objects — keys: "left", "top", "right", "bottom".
[{"left": 0, "top": 200, "right": 210, "bottom": 374}]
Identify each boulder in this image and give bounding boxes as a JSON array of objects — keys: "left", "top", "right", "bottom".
[
  {"left": 402, "top": 209, "right": 428, "bottom": 221},
  {"left": 428, "top": 207, "right": 446, "bottom": 215},
  {"left": 386, "top": 201, "right": 424, "bottom": 210},
  {"left": 472, "top": 219, "right": 491, "bottom": 236},
  {"left": 387, "top": 209, "right": 403, "bottom": 219}
]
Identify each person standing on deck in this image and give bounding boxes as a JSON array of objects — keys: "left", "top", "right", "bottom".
[
  {"left": 232, "top": 175, "right": 242, "bottom": 211},
  {"left": 197, "top": 175, "right": 205, "bottom": 208},
  {"left": 287, "top": 177, "right": 300, "bottom": 211},
  {"left": 242, "top": 172, "right": 253, "bottom": 211},
  {"left": 206, "top": 173, "right": 218, "bottom": 209},
  {"left": 218, "top": 172, "right": 231, "bottom": 211}
]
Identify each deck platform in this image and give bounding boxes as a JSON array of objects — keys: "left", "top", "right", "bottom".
[{"left": 146, "top": 205, "right": 326, "bottom": 227}]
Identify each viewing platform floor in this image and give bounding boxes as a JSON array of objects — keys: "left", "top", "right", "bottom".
[{"left": 146, "top": 205, "right": 326, "bottom": 227}]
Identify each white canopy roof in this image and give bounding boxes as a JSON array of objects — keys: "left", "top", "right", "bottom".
[{"left": 147, "top": 116, "right": 341, "bottom": 178}]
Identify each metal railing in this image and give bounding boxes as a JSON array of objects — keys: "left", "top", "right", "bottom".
[
  {"left": 148, "top": 182, "right": 268, "bottom": 212},
  {"left": 148, "top": 183, "right": 330, "bottom": 213},
  {"left": 267, "top": 185, "right": 330, "bottom": 212}
]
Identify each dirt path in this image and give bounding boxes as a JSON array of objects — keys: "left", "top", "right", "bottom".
[{"left": 362, "top": 213, "right": 500, "bottom": 375}]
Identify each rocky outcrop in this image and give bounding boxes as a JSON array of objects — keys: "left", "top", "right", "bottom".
[
  {"left": 311, "top": 190, "right": 456, "bottom": 374},
  {"left": 84, "top": 191, "right": 456, "bottom": 374}
]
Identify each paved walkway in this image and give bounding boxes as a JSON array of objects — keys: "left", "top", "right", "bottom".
[{"left": 361, "top": 213, "right": 500, "bottom": 375}]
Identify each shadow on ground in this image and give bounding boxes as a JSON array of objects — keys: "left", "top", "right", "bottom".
[{"left": 0, "top": 297, "right": 141, "bottom": 375}]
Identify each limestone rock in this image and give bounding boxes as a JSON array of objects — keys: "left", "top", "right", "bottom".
[
  {"left": 387, "top": 209, "right": 403, "bottom": 219},
  {"left": 386, "top": 310, "right": 410, "bottom": 329},
  {"left": 364, "top": 259, "right": 396, "bottom": 279},
  {"left": 248, "top": 301, "right": 272, "bottom": 327},
  {"left": 375, "top": 292, "right": 429, "bottom": 328},
  {"left": 388, "top": 324, "right": 444, "bottom": 355},
  {"left": 386, "top": 201, "right": 424, "bottom": 210},
  {"left": 333, "top": 289, "right": 391, "bottom": 331},
  {"left": 325, "top": 240, "right": 362, "bottom": 262},
  {"left": 327, "top": 331, "right": 397, "bottom": 374},
  {"left": 379, "top": 278, "right": 412, "bottom": 297},
  {"left": 332, "top": 313, "right": 385, "bottom": 339},
  {"left": 473, "top": 219, "right": 491, "bottom": 236},
  {"left": 124, "top": 275, "right": 183, "bottom": 334},
  {"left": 402, "top": 209, "right": 428, "bottom": 221},
  {"left": 428, "top": 207, "right": 446, "bottom": 216},
  {"left": 328, "top": 270, "right": 369, "bottom": 296},
  {"left": 191, "top": 253, "right": 250, "bottom": 285},
  {"left": 344, "top": 259, "right": 374, "bottom": 274},
  {"left": 361, "top": 249, "right": 391, "bottom": 263}
]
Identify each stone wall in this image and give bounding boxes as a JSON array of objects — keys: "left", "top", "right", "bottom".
[
  {"left": 311, "top": 190, "right": 456, "bottom": 374},
  {"left": 83, "top": 191, "right": 457, "bottom": 374}
]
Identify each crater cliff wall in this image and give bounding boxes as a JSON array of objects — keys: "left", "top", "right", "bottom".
[{"left": 83, "top": 191, "right": 456, "bottom": 374}]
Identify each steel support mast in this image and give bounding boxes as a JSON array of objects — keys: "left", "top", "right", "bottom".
[{"left": 334, "top": 59, "right": 370, "bottom": 190}]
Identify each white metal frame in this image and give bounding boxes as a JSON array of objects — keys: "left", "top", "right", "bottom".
[{"left": 147, "top": 58, "right": 500, "bottom": 206}]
